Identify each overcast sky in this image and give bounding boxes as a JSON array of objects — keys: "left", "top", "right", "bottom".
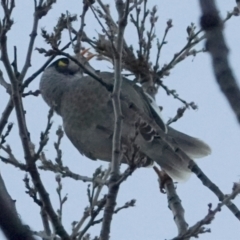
[{"left": 0, "top": 1, "right": 240, "bottom": 240}]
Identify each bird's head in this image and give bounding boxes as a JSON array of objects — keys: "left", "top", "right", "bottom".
[
  {"left": 47, "top": 57, "right": 82, "bottom": 76},
  {"left": 39, "top": 49, "right": 97, "bottom": 113},
  {"left": 45, "top": 48, "right": 97, "bottom": 77}
]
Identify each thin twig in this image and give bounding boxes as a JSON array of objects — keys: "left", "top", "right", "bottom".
[
  {"left": 0, "top": 155, "right": 27, "bottom": 171},
  {"left": 11, "top": 46, "right": 19, "bottom": 77},
  {"left": 39, "top": 152, "right": 107, "bottom": 185},
  {"left": 70, "top": 166, "right": 110, "bottom": 238},
  {"left": 0, "top": 69, "right": 11, "bottom": 93},
  {"left": 172, "top": 182, "right": 240, "bottom": 240},
  {"left": 92, "top": 166, "right": 111, "bottom": 206},
  {"left": 18, "top": 2, "right": 40, "bottom": 82},
  {"left": 91, "top": 199, "right": 136, "bottom": 226},
  {"left": 78, "top": 196, "right": 107, "bottom": 240},
  {"left": 0, "top": 98, "right": 13, "bottom": 136},
  {"left": 34, "top": 108, "right": 54, "bottom": 161},
  {"left": 157, "top": 29, "right": 204, "bottom": 79},
  {"left": 74, "top": 1, "right": 90, "bottom": 53},
  {"left": 153, "top": 19, "right": 173, "bottom": 72},
  {"left": 56, "top": 175, "right": 68, "bottom": 223},
  {"left": 99, "top": 2, "right": 130, "bottom": 239},
  {"left": 189, "top": 160, "right": 240, "bottom": 221}
]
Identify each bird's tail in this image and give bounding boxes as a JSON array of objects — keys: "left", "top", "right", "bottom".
[
  {"left": 155, "top": 145, "right": 192, "bottom": 182},
  {"left": 167, "top": 127, "right": 211, "bottom": 159},
  {"left": 155, "top": 128, "right": 211, "bottom": 182}
]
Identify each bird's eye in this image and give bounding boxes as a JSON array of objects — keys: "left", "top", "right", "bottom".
[
  {"left": 57, "top": 59, "right": 69, "bottom": 68},
  {"left": 53, "top": 58, "right": 76, "bottom": 75}
]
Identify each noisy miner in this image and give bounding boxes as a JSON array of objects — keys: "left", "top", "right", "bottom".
[{"left": 39, "top": 54, "right": 211, "bottom": 181}]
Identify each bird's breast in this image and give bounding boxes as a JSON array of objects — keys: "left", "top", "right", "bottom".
[{"left": 61, "top": 79, "right": 114, "bottom": 129}]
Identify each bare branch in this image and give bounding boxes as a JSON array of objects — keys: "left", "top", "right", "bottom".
[
  {"left": 0, "top": 142, "right": 28, "bottom": 171},
  {"left": 91, "top": 199, "right": 136, "bottom": 226},
  {"left": 0, "top": 173, "right": 36, "bottom": 240},
  {"left": 199, "top": 0, "right": 240, "bottom": 124},
  {"left": 56, "top": 175, "right": 68, "bottom": 223},
  {"left": 73, "top": 0, "right": 92, "bottom": 53},
  {"left": 0, "top": 98, "right": 14, "bottom": 136},
  {"left": 22, "top": 89, "right": 41, "bottom": 97},
  {"left": 99, "top": 1, "right": 130, "bottom": 239},
  {"left": 18, "top": 2, "right": 42, "bottom": 82},
  {"left": 154, "top": 167, "right": 188, "bottom": 236},
  {"left": 0, "top": 122, "right": 13, "bottom": 144},
  {"left": 167, "top": 106, "right": 196, "bottom": 125},
  {"left": 78, "top": 196, "right": 107, "bottom": 240},
  {"left": 40, "top": 208, "right": 52, "bottom": 238},
  {"left": 39, "top": 152, "right": 107, "bottom": 185},
  {"left": 70, "top": 167, "right": 110, "bottom": 238},
  {"left": 157, "top": 27, "right": 204, "bottom": 79},
  {"left": 189, "top": 160, "right": 240, "bottom": 221},
  {"left": 172, "top": 182, "right": 240, "bottom": 239},
  {"left": 0, "top": 4, "right": 70, "bottom": 239},
  {"left": 153, "top": 19, "right": 173, "bottom": 72},
  {"left": 160, "top": 82, "right": 197, "bottom": 109},
  {"left": 0, "top": 69, "right": 11, "bottom": 93},
  {"left": 34, "top": 108, "right": 54, "bottom": 162}
]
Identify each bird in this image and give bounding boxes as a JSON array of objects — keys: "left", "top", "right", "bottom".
[{"left": 39, "top": 54, "right": 211, "bottom": 181}]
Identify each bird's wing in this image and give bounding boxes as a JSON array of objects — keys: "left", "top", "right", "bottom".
[
  {"left": 95, "top": 72, "right": 165, "bottom": 131},
  {"left": 121, "top": 77, "right": 167, "bottom": 133},
  {"left": 141, "top": 91, "right": 167, "bottom": 133}
]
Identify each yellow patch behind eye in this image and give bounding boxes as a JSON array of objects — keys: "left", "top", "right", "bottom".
[{"left": 58, "top": 60, "right": 67, "bottom": 67}]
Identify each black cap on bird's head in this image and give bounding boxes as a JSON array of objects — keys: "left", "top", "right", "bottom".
[
  {"left": 49, "top": 58, "right": 76, "bottom": 75},
  {"left": 48, "top": 49, "right": 96, "bottom": 77}
]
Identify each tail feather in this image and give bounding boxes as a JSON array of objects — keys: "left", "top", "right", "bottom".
[
  {"left": 142, "top": 127, "right": 211, "bottom": 182},
  {"left": 167, "top": 127, "right": 211, "bottom": 159},
  {"left": 155, "top": 145, "right": 192, "bottom": 182},
  {"left": 153, "top": 128, "right": 211, "bottom": 182}
]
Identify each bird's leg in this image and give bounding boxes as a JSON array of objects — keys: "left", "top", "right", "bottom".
[{"left": 153, "top": 166, "right": 173, "bottom": 193}]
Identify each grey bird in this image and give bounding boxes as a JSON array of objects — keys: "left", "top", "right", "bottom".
[{"left": 39, "top": 56, "right": 211, "bottom": 181}]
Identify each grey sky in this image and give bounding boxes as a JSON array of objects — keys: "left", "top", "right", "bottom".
[{"left": 0, "top": 1, "right": 240, "bottom": 239}]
